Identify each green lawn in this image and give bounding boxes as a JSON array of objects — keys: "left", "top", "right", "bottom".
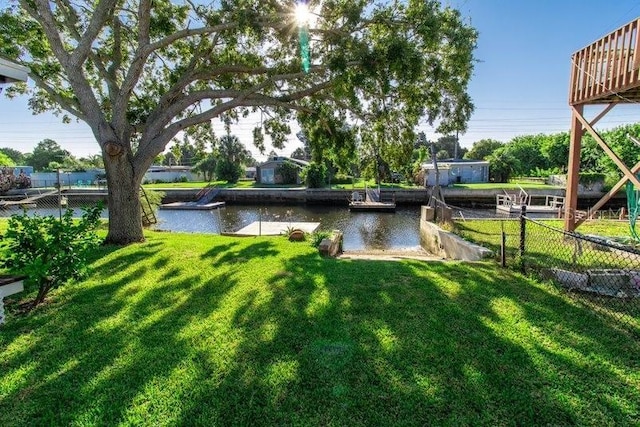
[
  {"left": 454, "top": 219, "right": 631, "bottom": 252},
  {"left": 451, "top": 181, "right": 561, "bottom": 190},
  {"left": 1, "top": 231, "right": 639, "bottom": 425}
]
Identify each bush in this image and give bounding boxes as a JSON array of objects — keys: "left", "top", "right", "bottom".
[
  {"left": 301, "top": 163, "right": 326, "bottom": 188},
  {"left": 331, "top": 173, "right": 353, "bottom": 185},
  {"left": 216, "top": 159, "right": 243, "bottom": 183},
  {"left": 579, "top": 172, "right": 606, "bottom": 186},
  {"left": 276, "top": 161, "right": 299, "bottom": 184},
  {"left": 0, "top": 204, "right": 104, "bottom": 308}
]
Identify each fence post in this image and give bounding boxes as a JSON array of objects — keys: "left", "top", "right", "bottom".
[
  {"left": 500, "top": 221, "right": 506, "bottom": 268},
  {"left": 519, "top": 205, "right": 526, "bottom": 273},
  {"left": 57, "top": 169, "right": 62, "bottom": 221}
]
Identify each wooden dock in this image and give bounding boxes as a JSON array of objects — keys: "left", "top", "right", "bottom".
[
  {"left": 348, "top": 187, "right": 396, "bottom": 212},
  {"left": 159, "top": 201, "right": 226, "bottom": 210},
  {"left": 348, "top": 201, "right": 396, "bottom": 212},
  {"left": 496, "top": 189, "right": 564, "bottom": 215}
]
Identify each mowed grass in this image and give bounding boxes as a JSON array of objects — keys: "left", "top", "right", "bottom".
[
  {"left": 454, "top": 219, "right": 632, "bottom": 253},
  {"left": 1, "top": 232, "right": 639, "bottom": 425},
  {"left": 451, "top": 182, "right": 561, "bottom": 190}
]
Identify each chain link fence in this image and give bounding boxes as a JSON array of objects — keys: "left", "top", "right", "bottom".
[
  {"left": 0, "top": 189, "right": 108, "bottom": 220},
  {"left": 455, "top": 211, "right": 640, "bottom": 326},
  {"left": 522, "top": 216, "right": 640, "bottom": 325}
]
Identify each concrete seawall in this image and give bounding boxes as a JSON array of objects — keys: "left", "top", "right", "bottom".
[
  {"left": 160, "top": 187, "right": 620, "bottom": 208},
  {"left": 11, "top": 187, "right": 624, "bottom": 208}
]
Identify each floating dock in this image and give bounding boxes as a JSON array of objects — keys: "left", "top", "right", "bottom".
[
  {"left": 495, "top": 204, "right": 561, "bottom": 214},
  {"left": 226, "top": 221, "right": 321, "bottom": 236},
  {"left": 349, "top": 201, "right": 396, "bottom": 212},
  {"left": 159, "top": 201, "right": 226, "bottom": 210},
  {"left": 348, "top": 187, "right": 396, "bottom": 212}
]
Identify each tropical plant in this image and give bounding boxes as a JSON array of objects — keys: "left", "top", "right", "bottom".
[
  {"left": 25, "top": 139, "right": 70, "bottom": 172},
  {"left": 487, "top": 147, "right": 519, "bottom": 183},
  {"left": 0, "top": 147, "right": 26, "bottom": 165},
  {"left": 193, "top": 154, "right": 217, "bottom": 182},
  {"left": 310, "top": 230, "right": 331, "bottom": 248}
]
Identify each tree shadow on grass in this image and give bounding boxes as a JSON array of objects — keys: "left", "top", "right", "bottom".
[
  {"left": 0, "top": 255, "right": 241, "bottom": 425},
  {"left": 202, "top": 239, "right": 279, "bottom": 265},
  {"left": 171, "top": 255, "right": 640, "bottom": 426},
  {"left": 1, "top": 240, "right": 639, "bottom": 426}
]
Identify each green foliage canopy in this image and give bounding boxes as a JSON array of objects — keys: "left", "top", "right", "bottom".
[
  {"left": 0, "top": 0, "right": 477, "bottom": 243},
  {"left": 464, "top": 139, "right": 503, "bottom": 161}
]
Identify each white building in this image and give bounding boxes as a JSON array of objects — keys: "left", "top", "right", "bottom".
[{"left": 422, "top": 160, "right": 490, "bottom": 186}]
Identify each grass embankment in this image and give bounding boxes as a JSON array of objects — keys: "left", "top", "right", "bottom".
[{"left": 1, "top": 232, "right": 639, "bottom": 425}]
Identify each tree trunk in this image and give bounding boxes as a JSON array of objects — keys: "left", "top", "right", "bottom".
[{"left": 103, "top": 147, "right": 144, "bottom": 244}]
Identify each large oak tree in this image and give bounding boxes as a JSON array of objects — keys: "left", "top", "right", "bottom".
[{"left": 1, "top": 0, "right": 476, "bottom": 244}]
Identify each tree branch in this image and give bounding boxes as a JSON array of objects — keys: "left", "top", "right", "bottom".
[
  {"left": 22, "top": 0, "right": 71, "bottom": 67},
  {"left": 28, "top": 73, "right": 86, "bottom": 121},
  {"left": 71, "top": 0, "right": 118, "bottom": 66}
]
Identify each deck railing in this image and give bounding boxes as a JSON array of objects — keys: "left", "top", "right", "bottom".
[{"left": 569, "top": 18, "right": 640, "bottom": 105}]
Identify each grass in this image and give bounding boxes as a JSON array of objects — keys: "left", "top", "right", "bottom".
[
  {"left": 451, "top": 182, "right": 561, "bottom": 190},
  {"left": 141, "top": 179, "right": 418, "bottom": 190},
  {"left": 453, "top": 219, "right": 636, "bottom": 272},
  {"left": 1, "top": 231, "right": 639, "bottom": 425},
  {"left": 454, "top": 219, "right": 631, "bottom": 252}
]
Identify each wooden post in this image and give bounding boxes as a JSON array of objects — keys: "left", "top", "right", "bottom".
[{"left": 564, "top": 105, "right": 583, "bottom": 232}]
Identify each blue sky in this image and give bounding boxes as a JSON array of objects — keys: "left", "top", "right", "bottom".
[{"left": 1, "top": 0, "right": 639, "bottom": 160}]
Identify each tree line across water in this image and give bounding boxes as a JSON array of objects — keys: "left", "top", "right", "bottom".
[{"left": 2, "top": 121, "right": 639, "bottom": 188}]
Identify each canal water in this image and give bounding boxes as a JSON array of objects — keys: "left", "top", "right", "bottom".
[
  {"left": 156, "top": 204, "right": 424, "bottom": 251},
  {"left": 1, "top": 202, "right": 530, "bottom": 251}
]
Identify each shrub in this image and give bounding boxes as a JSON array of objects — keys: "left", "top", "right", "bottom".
[
  {"left": 216, "top": 159, "right": 243, "bottom": 183},
  {"left": 579, "top": 172, "right": 606, "bottom": 186},
  {"left": 0, "top": 204, "right": 104, "bottom": 308},
  {"left": 276, "top": 161, "right": 299, "bottom": 184},
  {"left": 331, "top": 173, "right": 353, "bottom": 185},
  {"left": 301, "top": 162, "right": 326, "bottom": 188}
]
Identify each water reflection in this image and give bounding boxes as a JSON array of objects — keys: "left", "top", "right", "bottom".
[
  {"left": 156, "top": 204, "right": 423, "bottom": 251},
  {"left": 1, "top": 203, "right": 558, "bottom": 251}
]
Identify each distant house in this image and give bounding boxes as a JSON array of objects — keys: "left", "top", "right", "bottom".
[
  {"left": 422, "top": 159, "right": 489, "bottom": 186},
  {"left": 245, "top": 166, "right": 257, "bottom": 180},
  {"left": 144, "top": 165, "right": 200, "bottom": 183},
  {"left": 256, "top": 156, "right": 309, "bottom": 184}
]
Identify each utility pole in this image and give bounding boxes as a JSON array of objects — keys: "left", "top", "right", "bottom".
[{"left": 454, "top": 130, "right": 459, "bottom": 159}]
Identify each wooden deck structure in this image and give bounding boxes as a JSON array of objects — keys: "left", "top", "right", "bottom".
[{"left": 565, "top": 18, "right": 640, "bottom": 231}]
